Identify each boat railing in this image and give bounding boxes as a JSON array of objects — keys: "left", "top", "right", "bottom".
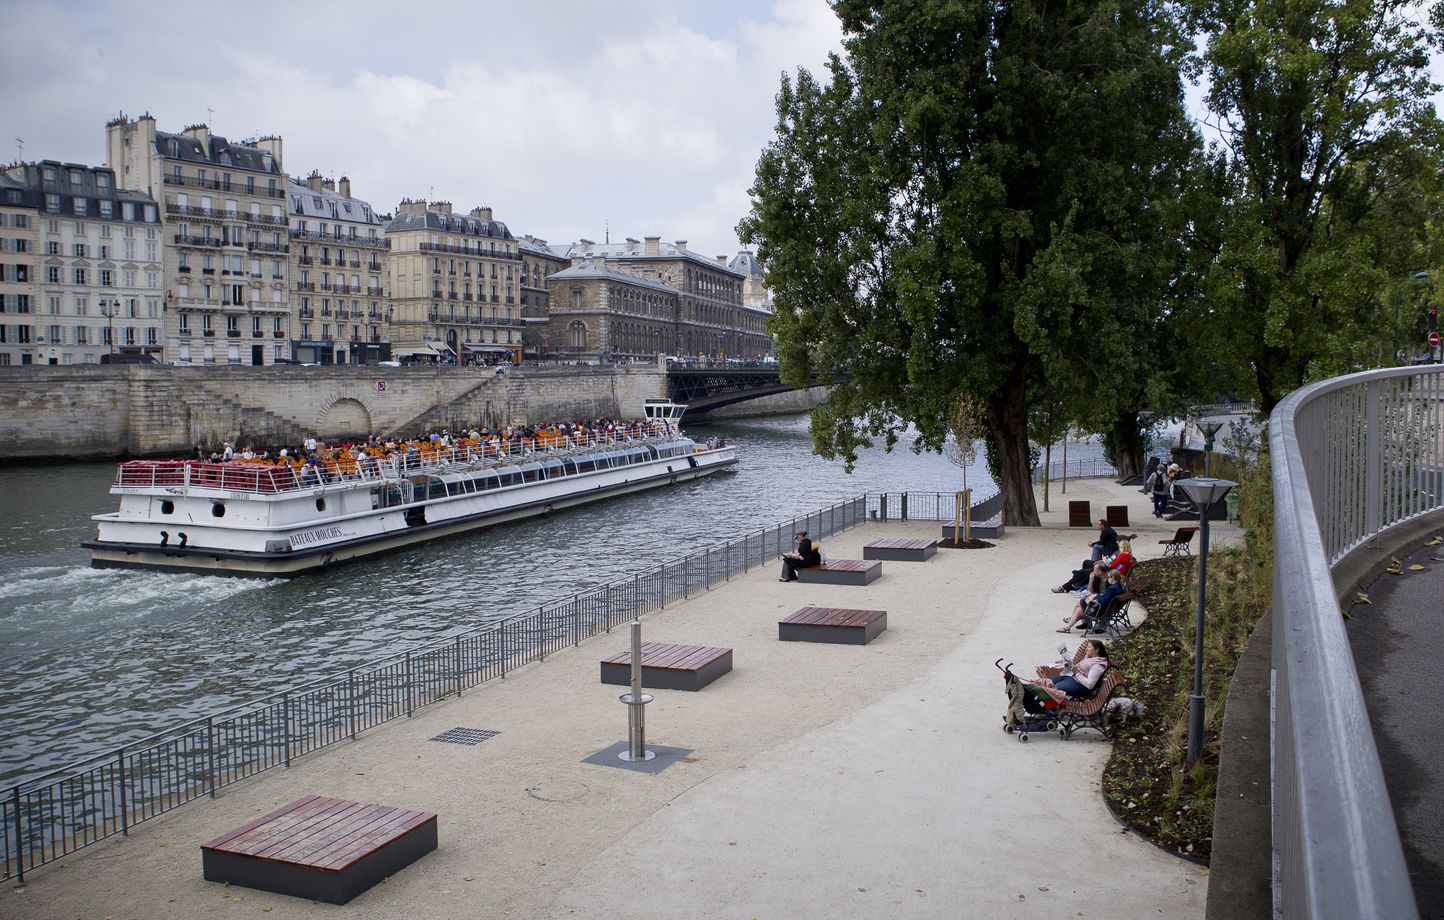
[{"left": 111, "top": 425, "right": 684, "bottom": 497}]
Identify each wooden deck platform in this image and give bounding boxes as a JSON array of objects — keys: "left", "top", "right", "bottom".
[
  {"left": 600, "top": 641, "right": 734, "bottom": 691},
  {"left": 863, "top": 538, "right": 937, "bottom": 562},
  {"left": 200, "top": 795, "right": 437, "bottom": 905},
  {"left": 796, "top": 559, "right": 883, "bottom": 586},
  {"left": 779, "top": 606, "right": 888, "bottom": 644}
]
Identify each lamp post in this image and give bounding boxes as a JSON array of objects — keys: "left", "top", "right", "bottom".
[
  {"left": 98, "top": 298, "right": 118, "bottom": 355},
  {"left": 1197, "top": 419, "right": 1224, "bottom": 478},
  {"left": 1175, "top": 476, "right": 1237, "bottom": 764}
]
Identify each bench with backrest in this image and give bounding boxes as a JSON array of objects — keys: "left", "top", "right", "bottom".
[
  {"left": 863, "top": 538, "right": 936, "bottom": 562},
  {"left": 796, "top": 559, "right": 882, "bottom": 586},
  {"left": 779, "top": 606, "right": 888, "bottom": 644},
  {"left": 1035, "top": 647, "right": 1126, "bottom": 739},
  {"left": 1159, "top": 526, "right": 1199, "bottom": 556},
  {"left": 201, "top": 795, "right": 438, "bottom": 904},
  {"left": 1080, "top": 590, "right": 1137, "bottom": 638},
  {"left": 600, "top": 641, "right": 733, "bottom": 691}
]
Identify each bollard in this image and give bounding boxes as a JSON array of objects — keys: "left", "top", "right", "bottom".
[{"left": 617, "top": 620, "right": 655, "bottom": 762}]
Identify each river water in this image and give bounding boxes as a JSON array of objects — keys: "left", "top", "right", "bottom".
[{"left": 0, "top": 414, "right": 1105, "bottom": 787}]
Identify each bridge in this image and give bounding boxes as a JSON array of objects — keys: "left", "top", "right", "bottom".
[{"left": 663, "top": 361, "right": 826, "bottom": 415}]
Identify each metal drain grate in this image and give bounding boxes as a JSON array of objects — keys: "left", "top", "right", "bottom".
[{"left": 430, "top": 727, "right": 501, "bottom": 746}]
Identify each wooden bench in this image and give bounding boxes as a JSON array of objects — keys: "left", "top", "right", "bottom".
[
  {"left": 1159, "top": 526, "right": 1199, "bottom": 557},
  {"left": 600, "top": 641, "right": 733, "bottom": 691},
  {"left": 779, "top": 606, "right": 887, "bottom": 644},
  {"left": 1068, "top": 500, "right": 1092, "bottom": 527},
  {"left": 201, "top": 795, "right": 437, "bottom": 905},
  {"left": 796, "top": 559, "right": 882, "bottom": 586},
  {"left": 863, "top": 537, "right": 936, "bottom": 561},
  {"left": 938, "top": 515, "right": 1005, "bottom": 540}
]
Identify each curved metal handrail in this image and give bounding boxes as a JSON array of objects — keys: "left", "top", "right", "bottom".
[{"left": 1270, "top": 365, "right": 1444, "bottom": 919}]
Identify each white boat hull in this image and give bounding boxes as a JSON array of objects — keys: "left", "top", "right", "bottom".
[{"left": 86, "top": 445, "right": 736, "bottom": 577}]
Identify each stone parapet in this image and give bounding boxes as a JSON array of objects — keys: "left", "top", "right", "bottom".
[{"left": 0, "top": 365, "right": 667, "bottom": 459}]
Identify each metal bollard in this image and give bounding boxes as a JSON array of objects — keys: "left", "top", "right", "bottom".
[{"left": 617, "top": 620, "right": 655, "bottom": 762}]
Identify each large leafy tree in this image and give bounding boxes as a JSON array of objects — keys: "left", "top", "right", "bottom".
[
  {"left": 740, "top": 0, "right": 1199, "bottom": 524},
  {"left": 1185, "top": 0, "right": 1443, "bottom": 411}
]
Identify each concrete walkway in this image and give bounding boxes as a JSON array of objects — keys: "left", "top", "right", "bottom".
[{"left": 3, "top": 479, "right": 1210, "bottom": 920}]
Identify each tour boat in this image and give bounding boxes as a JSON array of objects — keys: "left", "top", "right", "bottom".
[{"left": 84, "top": 401, "right": 736, "bottom": 576}]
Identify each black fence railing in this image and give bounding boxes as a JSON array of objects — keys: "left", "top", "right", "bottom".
[{"left": 3, "top": 494, "right": 893, "bottom": 882}]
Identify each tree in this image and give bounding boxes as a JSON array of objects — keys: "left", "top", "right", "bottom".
[
  {"left": 944, "top": 393, "right": 983, "bottom": 540},
  {"left": 740, "top": 0, "right": 1200, "bottom": 524},
  {"left": 1186, "top": 0, "right": 1444, "bottom": 411}
]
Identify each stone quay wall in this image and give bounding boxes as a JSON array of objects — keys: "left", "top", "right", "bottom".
[{"left": 0, "top": 365, "right": 667, "bottom": 460}]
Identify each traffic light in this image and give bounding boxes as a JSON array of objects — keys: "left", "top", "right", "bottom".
[{"left": 1429, "top": 308, "right": 1438, "bottom": 333}]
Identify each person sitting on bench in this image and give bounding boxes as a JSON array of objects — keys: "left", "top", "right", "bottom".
[
  {"left": 1053, "top": 560, "right": 1107, "bottom": 594},
  {"left": 1089, "top": 518, "right": 1119, "bottom": 562},
  {"left": 1030, "top": 640, "right": 1110, "bottom": 701},
  {"left": 779, "top": 530, "right": 821, "bottom": 582},
  {"left": 1059, "top": 570, "right": 1126, "bottom": 632}
]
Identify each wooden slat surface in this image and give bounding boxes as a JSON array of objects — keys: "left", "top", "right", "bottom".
[
  {"left": 815, "top": 559, "right": 880, "bottom": 573},
  {"left": 202, "top": 796, "right": 436, "bottom": 871},
  {"left": 782, "top": 606, "right": 885, "bottom": 628},
  {"left": 601, "top": 641, "right": 731, "bottom": 672},
  {"left": 864, "top": 538, "right": 934, "bottom": 551}
]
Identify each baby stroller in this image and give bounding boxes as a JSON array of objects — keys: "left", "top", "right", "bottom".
[{"left": 997, "top": 658, "right": 1059, "bottom": 742}]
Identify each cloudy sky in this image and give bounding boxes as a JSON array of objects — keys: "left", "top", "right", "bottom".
[{"left": 1, "top": 0, "right": 844, "bottom": 257}]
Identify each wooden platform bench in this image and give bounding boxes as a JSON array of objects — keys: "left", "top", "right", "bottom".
[
  {"left": 600, "top": 641, "right": 733, "bottom": 691},
  {"left": 796, "top": 559, "right": 882, "bottom": 585},
  {"left": 201, "top": 795, "right": 437, "bottom": 905},
  {"left": 864, "top": 537, "right": 936, "bottom": 561},
  {"left": 938, "top": 515, "right": 1006, "bottom": 540},
  {"left": 779, "top": 606, "right": 887, "bottom": 645}
]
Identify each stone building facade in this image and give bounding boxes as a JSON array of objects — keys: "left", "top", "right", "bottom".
[
  {"left": 0, "top": 161, "right": 162, "bottom": 366},
  {"left": 517, "top": 234, "right": 569, "bottom": 358},
  {"left": 385, "top": 199, "right": 524, "bottom": 364},
  {"left": 545, "top": 258, "right": 680, "bottom": 361},
  {"left": 550, "top": 237, "right": 771, "bottom": 359},
  {"left": 288, "top": 173, "right": 390, "bottom": 365},
  {"left": 107, "top": 114, "right": 290, "bottom": 366}
]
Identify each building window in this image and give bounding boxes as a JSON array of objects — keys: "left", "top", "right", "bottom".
[{"left": 570, "top": 321, "right": 587, "bottom": 349}]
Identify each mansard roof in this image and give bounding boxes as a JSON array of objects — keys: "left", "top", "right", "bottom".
[
  {"left": 549, "top": 260, "right": 675, "bottom": 294},
  {"left": 155, "top": 131, "right": 283, "bottom": 174}
]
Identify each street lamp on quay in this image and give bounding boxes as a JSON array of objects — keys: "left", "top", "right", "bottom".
[
  {"left": 1175, "top": 476, "right": 1237, "bottom": 765},
  {"left": 98, "top": 298, "right": 119, "bottom": 355},
  {"left": 1197, "top": 419, "right": 1225, "bottom": 478}
]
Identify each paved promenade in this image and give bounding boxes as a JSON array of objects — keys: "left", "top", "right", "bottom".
[{"left": 3, "top": 479, "right": 1210, "bottom": 919}]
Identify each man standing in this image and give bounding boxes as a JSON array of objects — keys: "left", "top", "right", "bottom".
[{"left": 1089, "top": 518, "right": 1119, "bottom": 562}]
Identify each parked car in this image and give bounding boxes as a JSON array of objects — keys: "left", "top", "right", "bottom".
[{"left": 375, "top": 360, "right": 402, "bottom": 367}]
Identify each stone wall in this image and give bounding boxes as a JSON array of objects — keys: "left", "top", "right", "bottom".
[{"left": 0, "top": 365, "right": 667, "bottom": 460}]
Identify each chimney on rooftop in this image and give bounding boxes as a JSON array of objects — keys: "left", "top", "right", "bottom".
[
  {"left": 625, "top": 237, "right": 639, "bottom": 250},
  {"left": 321, "top": 178, "right": 335, "bottom": 192},
  {"left": 433, "top": 201, "right": 452, "bottom": 215},
  {"left": 579, "top": 238, "right": 594, "bottom": 249},
  {"left": 254, "top": 136, "right": 283, "bottom": 169},
  {"left": 674, "top": 240, "right": 687, "bottom": 251},
  {"left": 644, "top": 236, "right": 660, "bottom": 256},
  {"left": 183, "top": 124, "right": 210, "bottom": 149},
  {"left": 338, "top": 176, "right": 351, "bottom": 198},
  {"left": 470, "top": 206, "right": 492, "bottom": 220},
  {"left": 716, "top": 255, "right": 728, "bottom": 265},
  {"left": 306, "top": 171, "right": 323, "bottom": 192},
  {"left": 411, "top": 199, "right": 429, "bottom": 217}
]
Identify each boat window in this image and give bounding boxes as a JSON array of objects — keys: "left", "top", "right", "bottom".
[
  {"left": 562, "top": 459, "right": 577, "bottom": 476},
  {"left": 316, "top": 498, "right": 326, "bottom": 512},
  {"left": 576, "top": 459, "right": 595, "bottom": 474},
  {"left": 644, "top": 446, "right": 659, "bottom": 460},
  {"left": 211, "top": 502, "right": 226, "bottom": 518},
  {"left": 159, "top": 500, "right": 174, "bottom": 515},
  {"left": 478, "top": 473, "right": 497, "bottom": 490}
]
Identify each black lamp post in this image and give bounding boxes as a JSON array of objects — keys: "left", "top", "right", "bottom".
[
  {"left": 1197, "top": 419, "right": 1224, "bottom": 478},
  {"left": 1175, "top": 476, "right": 1237, "bottom": 764},
  {"left": 98, "top": 298, "right": 118, "bottom": 355}
]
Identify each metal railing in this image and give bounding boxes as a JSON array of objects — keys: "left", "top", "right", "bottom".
[
  {"left": 1, "top": 495, "right": 868, "bottom": 883},
  {"left": 1270, "top": 366, "right": 1444, "bottom": 919},
  {"left": 1030, "top": 456, "right": 1118, "bottom": 485}
]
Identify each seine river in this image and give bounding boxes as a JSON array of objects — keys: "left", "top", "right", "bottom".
[{"left": 0, "top": 413, "right": 1104, "bottom": 788}]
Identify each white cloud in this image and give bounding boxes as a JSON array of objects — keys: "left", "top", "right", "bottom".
[{"left": 0, "top": 0, "right": 844, "bottom": 256}]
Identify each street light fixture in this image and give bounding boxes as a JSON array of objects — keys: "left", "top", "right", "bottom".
[
  {"left": 1175, "top": 475, "right": 1237, "bottom": 765},
  {"left": 1196, "top": 419, "right": 1225, "bottom": 478},
  {"left": 98, "top": 298, "right": 118, "bottom": 355}
]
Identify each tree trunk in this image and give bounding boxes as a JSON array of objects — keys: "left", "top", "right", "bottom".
[
  {"left": 1107, "top": 410, "right": 1146, "bottom": 480},
  {"left": 988, "top": 367, "right": 1041, "bottom": 526}
]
